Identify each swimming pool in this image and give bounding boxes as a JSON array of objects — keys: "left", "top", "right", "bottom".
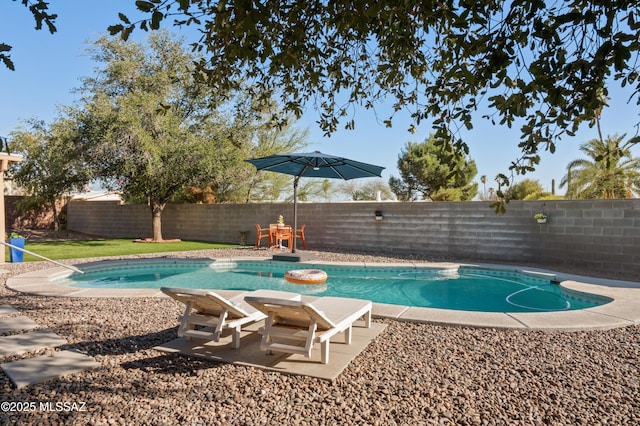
[{"left": 57, "top": 260, "right": 612, "bottom": 313}]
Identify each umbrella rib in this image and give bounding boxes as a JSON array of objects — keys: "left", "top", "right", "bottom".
[
  {"left": 255, "top": 157, "right": 304, "bottom": 174},
  {"left": 343, "top": 162, "right": 382, "bottom": 178},
  {"left": 327, "top": 164, "right": 347, "bottom": 180},
  {"left": 255, "top": 158, "right": 292, "bottom": 169},
  {"left": 317, "top": 157, "right": 352, "bottom": 179}
]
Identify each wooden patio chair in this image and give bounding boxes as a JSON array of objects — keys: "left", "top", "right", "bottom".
[
  {"left": 296, "top": 224, "right": 307, "bottom": 249},
  {"left": 255, "top": 224, "right": 271, "bottom": 248}
]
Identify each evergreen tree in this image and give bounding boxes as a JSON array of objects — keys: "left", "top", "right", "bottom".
[{"left": 391, "top": 136, "right": 478, "bottom": 201}]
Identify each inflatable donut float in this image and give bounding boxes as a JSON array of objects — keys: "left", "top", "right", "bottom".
[{"left": 284, "top": 269, "right": 328, "bottom": 285}]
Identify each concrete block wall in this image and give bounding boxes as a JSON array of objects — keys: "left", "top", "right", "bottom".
[{"left": 67, "top": 199, "right": 640, "bottom": 278}]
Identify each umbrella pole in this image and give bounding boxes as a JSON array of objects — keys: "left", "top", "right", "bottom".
[{"left": 292, "top": 176, "right": 299, "bottom": 253}]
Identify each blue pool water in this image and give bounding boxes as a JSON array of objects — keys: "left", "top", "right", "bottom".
[{"left": 59, "top": 260, "right": 611, "bottom": 313}]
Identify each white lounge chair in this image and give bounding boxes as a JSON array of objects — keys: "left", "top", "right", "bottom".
[
  {"left": 161, "top": 287, "right": 300, "bottom": 349},
  {"left": 244, "top": 296, "right": 372, "bottom": 364}
]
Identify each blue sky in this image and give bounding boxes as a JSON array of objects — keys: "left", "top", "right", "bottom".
[{"left": 2, "top": 1, "right": 639, "bottom": 196}]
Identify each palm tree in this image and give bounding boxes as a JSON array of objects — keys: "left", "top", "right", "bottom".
[{"left": 560, "top": 134, "right": 640, "bottom": 199}]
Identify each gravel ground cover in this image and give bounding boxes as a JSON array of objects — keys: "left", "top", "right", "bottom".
[{"left": 1, "top": 246, "right": 639, "bottom": 425}]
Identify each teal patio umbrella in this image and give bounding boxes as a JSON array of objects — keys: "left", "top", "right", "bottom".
[{"left": 246, "top": 151, "right": 385, "bottom": 253}]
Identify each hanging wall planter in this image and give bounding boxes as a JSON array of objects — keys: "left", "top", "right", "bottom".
[
  {"left": 375, "top": 210, "right": 383, "bottom": 221},
  {"left": 534, "top": 213, "right": 547, "bottom": 224}
]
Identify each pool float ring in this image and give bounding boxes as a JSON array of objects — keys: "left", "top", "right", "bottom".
[{"left": 284, "top": 269, "right": 328, "bottom": 285}]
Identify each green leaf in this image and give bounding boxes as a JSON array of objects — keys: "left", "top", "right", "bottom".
[
  {"left": 135, "top": 1, "right": 155, "bottom": 12},
  {"left": 107, "top": 24, "right": 124, "bottom": 36},
  {"left": 122, "top": 25, "right": 134, "bottom": 41},
  {"left": 489, "top": 201, "right": 507, "bottom": 214},
  {"left": 1, "top": 54, "right": 15, "bottom": 71},
  {"left": 178, "top": 0, "right": 190, "bottom": 11},
  {"left": 151, "top": 11, "right": 163, "bottom": 30},
  {"left": 118, "top": 13, "right": 130, "bottom": 25}
]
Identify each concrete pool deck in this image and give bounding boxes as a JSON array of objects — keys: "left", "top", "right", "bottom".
[{"left": 6, "top": 257, "right": 640, "bottom": 331}]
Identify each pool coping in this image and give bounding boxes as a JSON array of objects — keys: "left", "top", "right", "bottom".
[{"left": 6, "top": 256, "right": 640, "bottom": 331}]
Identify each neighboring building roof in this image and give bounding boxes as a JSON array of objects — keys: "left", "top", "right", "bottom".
[{"left": 71, "top": 191, "right": 122, "bottom": 202}]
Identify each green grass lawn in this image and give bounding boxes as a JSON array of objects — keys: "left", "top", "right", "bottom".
[{"left": 5, "top": 238, "right": 241, "bottom": 262}]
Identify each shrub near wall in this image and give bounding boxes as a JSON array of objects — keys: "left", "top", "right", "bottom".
[{"left": 67, "top": 199, "right": 640, "bottom": 278}]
